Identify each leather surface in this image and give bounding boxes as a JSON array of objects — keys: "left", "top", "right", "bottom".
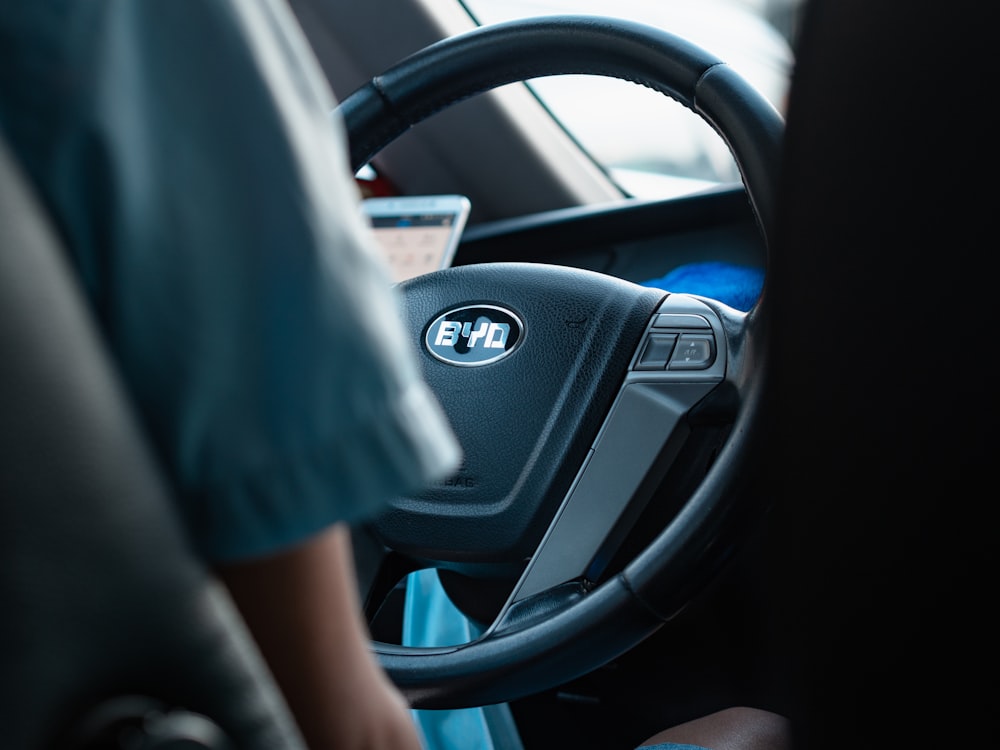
[
  {"left": 337, "top": 15, "right": 783, "bottom": 242},
  {"left": 373, "top": 262, "right": 664, "bottom": 570}
]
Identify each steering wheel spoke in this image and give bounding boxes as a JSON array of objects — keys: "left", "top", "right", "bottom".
[{"left": 498, "top": 294, "right": 727, "bottom": 606}]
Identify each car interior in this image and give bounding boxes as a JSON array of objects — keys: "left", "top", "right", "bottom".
[{"left": 0, "top": 0, "right": 992, "bottom": 748}]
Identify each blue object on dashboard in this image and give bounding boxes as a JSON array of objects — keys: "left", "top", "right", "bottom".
[{"left": 640, "top": 261, "right": 764, "bottom": 312}]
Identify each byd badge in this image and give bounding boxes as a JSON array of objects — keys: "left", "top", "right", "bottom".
[{"left": 424, "top": 304, "right": 524, "bottom": 366}]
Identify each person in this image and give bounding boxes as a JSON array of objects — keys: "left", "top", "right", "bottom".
[
  {"left": 639, "top": 708, "right": 790, "bottom": 750},
  {"left": 0, "top": 2, "right": 790, "bottom": 749}
]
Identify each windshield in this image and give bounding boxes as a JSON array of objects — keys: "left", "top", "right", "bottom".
[{"left": 460, "top": 0, "right": 801, "bottom": 199}]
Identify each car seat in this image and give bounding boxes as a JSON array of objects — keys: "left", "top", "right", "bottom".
[
  {"left": 0, "top": 136, "right": 306, "bottom": 749},
  {"left": 756, "top": 0, "right": 994, "bottom": 746}
]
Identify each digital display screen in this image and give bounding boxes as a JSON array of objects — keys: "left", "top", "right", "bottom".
[{"left": 369, "top": 213, "right": 462, "bottom": 283}]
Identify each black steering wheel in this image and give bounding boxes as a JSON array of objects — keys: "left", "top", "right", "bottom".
[{"left": 335, "top": 15, "right": 783, "bottom": 710}]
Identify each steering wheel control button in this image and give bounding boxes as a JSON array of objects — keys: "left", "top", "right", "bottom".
[
  {"left": 652, "top": 313, "right": 711, "bottom": 329},
  {"left": 668, "top": 334, "right": 715, "bottom": 369},
  {"left": 635, "top": 333, "right": 677, "bottom": 370},
  {"left": 424, "top": 304, "right": 524, "bottom": 366},
  {"left": 627, "top": 296, "right": 727, "bottom": 380}
]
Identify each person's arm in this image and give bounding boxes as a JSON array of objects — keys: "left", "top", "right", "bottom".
[
  {"left": 637, "top": 707, "right": 791, "bottom": 750},
  {"left": 218, "top": 524, "right": 423, "bottom": 750},
  {"left": 0, "top": 3, "right": 452, "bottom": 746}
]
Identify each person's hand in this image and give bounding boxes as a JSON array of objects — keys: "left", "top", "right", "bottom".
[{"left": 219, "top": 524, "right": 423, "bottom": 749}]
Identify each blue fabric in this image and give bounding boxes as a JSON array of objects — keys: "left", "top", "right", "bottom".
[
  {"left": 640, "top": 261, "right": 764, "bottom": 312},
  {"left": 403, "top": 569, "right": 515, "bottom": 750}
]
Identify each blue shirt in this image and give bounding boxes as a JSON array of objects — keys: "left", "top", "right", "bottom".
[{"left": 0, "top": 0, "right": 460, "bottom": 562}]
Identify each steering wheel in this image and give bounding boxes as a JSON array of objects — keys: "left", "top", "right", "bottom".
[{"left": 335, "top": 15, "right": 783, "bottom": 710}]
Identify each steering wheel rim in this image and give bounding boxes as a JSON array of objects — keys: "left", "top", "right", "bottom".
[{"left": 335, "top": 15, "right": 782, "bottom": 709}]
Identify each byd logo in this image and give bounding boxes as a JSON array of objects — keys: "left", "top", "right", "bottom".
[{"left": 424, "top": 304, "right": 524, "bottom": 367}]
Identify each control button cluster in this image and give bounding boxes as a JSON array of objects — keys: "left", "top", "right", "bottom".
[{"left": 634, "top": 313, "right": 715, "bottom": 371}]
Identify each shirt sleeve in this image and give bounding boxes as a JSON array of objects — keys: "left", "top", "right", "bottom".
[{"left": 0, "top": 1, "right": 461, "bottom": 562}]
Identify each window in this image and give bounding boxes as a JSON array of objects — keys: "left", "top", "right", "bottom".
[{"left": 460, "top": 0, "right": 799, "bottom": 198}]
